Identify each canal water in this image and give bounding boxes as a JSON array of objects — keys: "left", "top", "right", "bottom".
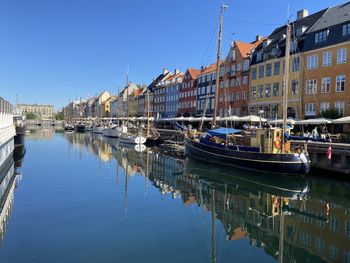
[{"left": 0, "top": 128, "right": 349, "bottom": 263}]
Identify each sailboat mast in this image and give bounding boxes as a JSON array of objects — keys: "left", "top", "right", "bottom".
[
  {"left": 212, "top": 4, "right": 228, "bottom": 128},
  {"left": 282, "top": 23, "right": 291, "bottom": 154},
  {"left": 147, "top": 90, "right": 150, "bottom": 137},
  {"left": 126, "top": 68, "right": 130, "bottom": 127}
]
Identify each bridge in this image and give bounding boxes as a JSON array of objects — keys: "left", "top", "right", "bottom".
[{"left": 26, "top": 119, "right": 63, "bottom": 127}]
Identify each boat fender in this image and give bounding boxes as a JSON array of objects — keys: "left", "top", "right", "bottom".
[{"left": 274, "top": 136, "right": 282, "bottom": 149}]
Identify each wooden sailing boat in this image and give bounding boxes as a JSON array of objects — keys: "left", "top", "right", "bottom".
[{"left": 184, "top": 7, "right": 310, "bottom": 175}]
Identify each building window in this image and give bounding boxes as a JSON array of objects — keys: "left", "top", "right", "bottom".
[
  {"left": 265, "top": 84, "right": 271, "bottom": 97},
  {"left": 243, "top": 60, "right": 249, "bottom": 71},
  {"left": 291, "top": 80, "right": 298, "bottom": 95},
  {"left": 251, "top": 86, "right": 256, "bottom": 99},
  {"left": 305, "top": 103, "right": 316, "bottom": 116},
  {"left": 321, "top": 77, "right": 331, "bottom": 93},
  {"left": 290, "top": 40, "right": 297, "bottom": 52},
  {"left": 243, "top": 76, "right": 248, "bottom": 85},
  {"left": 335, "top": 101, "right": 345, "bottom": 116},
  {"left": 307, "top": 55, "right": 318, "bottom": 69},
  {"left": 274, "top": 62, "right": 280, "bottom": 75},
  {"left": 315, "top": 30, "right": 328, "bottom": 43},
  {"left": 236, "top": 77, "right": 241, "bottom": 86},
  {"left": 235, "top": 92, "right": 240, "bottom": 101},
  {"left": 256, "top": 51, "right": 263, "bottom": 62},
  {"left": 337, "top": 48, "right": 347, "bottom": 64},
  {"left": 243, "top": 91, "right": 247, "bottom": 100},
  {"left": 320, "top": 102, "right": 329, "bottom": 113},
  {"left": 258, "top": 85, "right": 264, "bottom": 98},
  {"left": 266, "top": 64, "right": 272, "bottom": 77},
  {"left": 343, "top": 23, "right": 350, "bottom": 36},
  {"left": 251, "top": 68, "right": 257, "bottom": 80},
  {"left": 258, "top": 65, "right": 264, "bottom": 79},
  {"left": 273, "top": 82, "right": 279, "bottom": 96},
  {"left": 306, "top": 79, "right": 317, "bottom": 95},
  {"left": 323, "top": 51, "right": 332, "bottom": 66},
  {"left": 292, "top": 57, "right": 300, "bottom": 72},
  {"left": 237, "top": 63, "right": 242, "bottom": 71},
  {"left": 230, "top": 50, "right": 236, "bottom": 61},
  {"left": 336, "top": 75, "right": 346, "bottom": 92}
]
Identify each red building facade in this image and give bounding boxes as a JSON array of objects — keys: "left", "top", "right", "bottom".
[{"left": 178, "top": 68, "right": 200, "bottom": 116}]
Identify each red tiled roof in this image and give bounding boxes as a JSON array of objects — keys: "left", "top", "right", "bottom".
[
  {"left": 229, "top": 38, "right": 265, "bottom": 59},
  {"left": 133, "top": 88, "right": 143, "bottom": 97},
  {"left": 187, "top": 68, "right": 201, "bottom": 79}
]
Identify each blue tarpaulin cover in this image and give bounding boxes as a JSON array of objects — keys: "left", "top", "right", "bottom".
[{"left": 207, "top": 127, "right": 242, "bottom": 138}]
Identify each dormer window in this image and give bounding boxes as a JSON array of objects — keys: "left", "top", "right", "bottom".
[
  {"left": 315, "top": 30, "right": 329, "bottom": 43},
  {"left": 343, "top": 23, "right": 350, "bottom": 36},
  {"left": 263, "top": 39, "right": 271, "bottom": 48},
  {"left": 296, "top": 26, "right": 308, "bottom": 36},
  {"left": 256, "top": 51, "right": 263, "bottom": 62},
  {"left": 290, "top": 40, "right": 297, "bottom": 52}
]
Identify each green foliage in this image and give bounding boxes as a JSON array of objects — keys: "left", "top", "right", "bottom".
[
  {"left": 318, "top": 108, "right": 340, "bottom": 119},
  {"left": 25, "top": 112, "right": 36, "bottom": 119},
  {"left": 55, "top": 111, "right": 65, "bottom": 120}
]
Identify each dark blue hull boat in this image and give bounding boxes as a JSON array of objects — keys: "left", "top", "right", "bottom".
[{"left": 184, "top": 138, "right": 310, "bottom": 176}]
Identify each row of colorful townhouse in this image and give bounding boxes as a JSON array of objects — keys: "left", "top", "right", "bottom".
[{"left": 64, "top": 2, "right": 350, "bottom": 121}]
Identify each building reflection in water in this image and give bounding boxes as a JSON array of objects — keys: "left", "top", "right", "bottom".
[
  {"left": 0, "top": 144, "right": 25, "bottom": 245},
  {"left": 64, "top": 132, "right": 350, "bottom": 263}
]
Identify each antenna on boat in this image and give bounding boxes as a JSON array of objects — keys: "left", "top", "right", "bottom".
[{"left": 212, "top": 4, "right": 228, "bottom": 129}]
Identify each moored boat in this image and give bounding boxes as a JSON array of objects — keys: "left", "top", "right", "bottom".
[
  {"left": 92, "top": 124, "right": 104, "bottom": 134},
  {"left": 103, "top": 124, "right": 121, "bottom": 138},
  {"left": 184, "top": 6, "right": 311, "bottom": 176}
]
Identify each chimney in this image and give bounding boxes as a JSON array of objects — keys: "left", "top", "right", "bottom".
[
  {"left": 255, "top": 35, "right": 263, "bottom": 42},
  {"left": 163, "top": 68, "right": 169, "bottom": 75},
  {"left": 174, "top": 68, "right": 180, "bottom": 75},
  {"left": 297, "top": 9, "right": 308, "bottom": 20}
]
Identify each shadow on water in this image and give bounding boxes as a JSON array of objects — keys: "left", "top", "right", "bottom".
[{"left": 60, "top": 131, "right": 350, "bottom": 263}]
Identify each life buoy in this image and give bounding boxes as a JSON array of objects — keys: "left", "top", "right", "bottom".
[{"left": 274, "top": 137, "right": 282, "bottom": 149}]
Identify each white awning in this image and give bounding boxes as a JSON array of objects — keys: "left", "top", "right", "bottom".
[
  {"left": 295, "top": 118, "right": 333, "bottom": 125},
  {"left": 332, "top": 116, "right": 350, "bottom": 124}
]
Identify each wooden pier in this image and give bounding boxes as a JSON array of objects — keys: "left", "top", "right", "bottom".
[{"left": 292, "top": 141, "right": 350, "bottom": 175}]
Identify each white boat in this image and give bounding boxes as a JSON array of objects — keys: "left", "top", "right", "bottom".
[
  {"left": 92, "top": 125, "right": 104, "bottom": 134},
  {"left": 118, "top": 133, "right": 146, "bottom": 145},
  {"left": 103, "top": 124, "right": 122, "bottom": 138},
  {"left": 0, "top": 98, "right": 16, "bottom": 172}
]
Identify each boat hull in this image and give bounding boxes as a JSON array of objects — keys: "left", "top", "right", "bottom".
[
  {"left": 103, "top": 128, "right": 121, "bottom": 138},
  {"left": 92, "top": 126, "right": 104, "bottom": 134},
  {"left": 118, "top": 135, "right": 146, "bottom": 145},
  {"left": 74, "top": 125, "right": 85, "bottom": 133},
  {"left": 184, "top": 138, "right": 310, "bottom": 175}
]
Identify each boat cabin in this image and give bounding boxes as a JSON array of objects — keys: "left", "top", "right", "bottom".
[{"left": 250, "top": 127, "right": 291, "bottom": 154}]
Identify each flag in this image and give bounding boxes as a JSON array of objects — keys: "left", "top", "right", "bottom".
[{"left": 327, "top": 145, "right": 332, "bottom": 160}]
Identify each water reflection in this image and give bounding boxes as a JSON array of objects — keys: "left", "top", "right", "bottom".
[
  {"left": 63, "top": 132, "right": 350, "bottom": 263},
  {"left": 0, "top": 145, "right": 25, "bottom": 245}
]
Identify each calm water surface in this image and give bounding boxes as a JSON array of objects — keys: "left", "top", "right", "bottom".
[{"left": 0, "top": 128, "right": 349, "bottom": 263}]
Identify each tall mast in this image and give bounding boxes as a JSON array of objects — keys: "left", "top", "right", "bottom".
[
  {"left": 282, "top": 23, "right": 291, "bottom": 154},
  {"left": 126, "top": 67, "right": 130, "bottom": 127},
  {"left": 212, "top": 4, "right": 228, "bottom": 129},
  {"left": 147, "top": 90, "right": 150, "bottom": 137}
]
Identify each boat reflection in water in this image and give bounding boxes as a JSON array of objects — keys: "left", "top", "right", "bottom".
[
  {"left": 0, "top": 145, "right": 24, "bottom": 244},
  {"left": 65, "top": 132, "right": 350, "bottom": 263}
]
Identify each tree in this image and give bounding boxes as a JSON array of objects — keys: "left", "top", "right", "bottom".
[
  {"left": 25, "top": 112, "right": 36, "bottom": 120},
  {"left": 55, "top": 111, "right": 65, "bottom": 120},
  {"left": 318, "top": 108, "right": 340, "bottom": 119}
]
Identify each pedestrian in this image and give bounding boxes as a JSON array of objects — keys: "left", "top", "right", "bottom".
[{"left": 311, "top": 126, "right": 319, "bottom": 138}]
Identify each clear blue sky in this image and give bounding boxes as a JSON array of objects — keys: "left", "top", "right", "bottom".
[{"left": 0, "top": 0, "right": 345, "bottom": 110}]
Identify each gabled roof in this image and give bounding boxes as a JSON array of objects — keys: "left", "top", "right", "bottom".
[
  {"left": 234, "top": 39, "right": 264, "bottom": 59},
  {"left": 186, "top": 68, "right": 201, "bottom": 79},
  {"left": 198, "top": 62, "right": 217, "bottom": 76},
  {"left": 251, "top": 8, "right": 328, "bottom": 65},
  {"left": 309, "top": 2, "right": 350, "bottom": 32}
]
